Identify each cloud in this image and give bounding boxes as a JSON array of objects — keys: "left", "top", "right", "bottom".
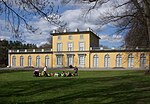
[{"left": 100, "top": 34, "right": 123, "bottom": 43}]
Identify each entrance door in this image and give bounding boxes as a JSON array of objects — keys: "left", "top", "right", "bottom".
[{"left": 67, "top": 55, "right": 73, "bottom": 67}]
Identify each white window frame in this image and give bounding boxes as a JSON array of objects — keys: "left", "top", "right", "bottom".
[
  {"left": 45, "top": 55, "right": 50, "bottom": 67},
  {"left": 78, "top": 55, "right": 85, "bottom": 67},
  {"left": 28, "top": 56, "right": 32, "bottom": 66},
  {"left": 116, "top": 54, "right": 122, "bottom": 67},
  {"left": 36, "top": 56, "right": 40, "bottom": 67},
  {"left": 104, "top": 54, "right": 110, "bottom": 68},
  {"left": 93, "top": 54, "right": 98, "bottom": 67},
  {"left": 56, "top": 55, "right": 63, "bottom": 65},
  {"left": 128, "top": 54, "right": 134, "bottom": 68},
  {"left": 20, "top": 56, "right": 24, "bottom": 67},
  {"left": 79, "top": 42, "right": 84, "bottom": 51},
  {"left": 57, "top": 43, "right": 62, "bottom": 51},
  {"left": 12, "top": 56, "right": 16, "bottom": 67},
  {"left": 68, "top": 42, "right": 73, "bottom": 51},
  {"left": 140, "top": 53, "right": 146, "bottom": 67}
]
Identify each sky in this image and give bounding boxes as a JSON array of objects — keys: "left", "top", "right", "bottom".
[{"left": 0, "top": 0, "right": 125, "bottom": 48}]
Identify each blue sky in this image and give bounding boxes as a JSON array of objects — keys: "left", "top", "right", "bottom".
[{"left": 0, "top": 0, "right": 124, "bottom": 48}]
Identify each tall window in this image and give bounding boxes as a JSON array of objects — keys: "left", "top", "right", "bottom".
[
  {"left": 36, "top": 56, "right": 40, "bottom": 67},
  {"left": 28, "top": 56, "right": 32, "bottom": 66},
  {"left": 56, "top": 55, "right": 63, "bottom": 65},
  {"left": 116, "top": 54, "right": 122, "bottom": 67},
  {"left": 12, "top": 56, "right": 16, "bottom": 66},
  {"left": 93, "top": 54, "right": 98, "bottom": 67},
  {"left": 79, "top": 55, "right": 85, "bottom": 66},
  {"left": 57, "top": 43, "right": 62, "bottom": 51},
  {"left": 20, "top": 56, "right": 24, "bottom": 67},
  {"left": 128, "top": 54, "right": 134, "bottom": 67},
  {"left": 45, "top": 55, "right": 50, "bottom": 67},
  {"left": 79, "top": 42, "right": 84, "bottom": 51},
  {"left": 68, "top": 42, "right": 73, "bottom": 51},
  {"left": 104, "top": 54, "right": 110, "bottom": 68},
  {"left": 140, "top": 53, "right": 146, "bottom": 67}
]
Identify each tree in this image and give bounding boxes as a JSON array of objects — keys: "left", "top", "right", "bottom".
[{"left": 0, "top": 0, "right": 65, "bottom": 37}]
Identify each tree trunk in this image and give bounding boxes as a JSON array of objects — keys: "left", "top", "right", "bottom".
[{"left": 143, "top": 0, "right": 150, "bottom": 70}]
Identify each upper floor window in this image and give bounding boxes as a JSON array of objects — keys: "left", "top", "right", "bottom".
[
  {"left": 57, "top": 43, "right": 62, "bottom": 51},
  {"left": 68, "top": 35, "right": 72, "bottom": 40},
  {"left": 79, "top": 42, "right": 84, "bottom": 51},
  {"left": 68, "top": 42, "right": 73, "bottom": 51},
  {"left": 58, "top": 36, "right": 61, "bottom": 40},
  {"left": 80, "top": 34, "right": 84, "bottom": 40}
]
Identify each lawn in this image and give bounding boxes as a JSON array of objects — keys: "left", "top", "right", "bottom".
[{"left": 0, "top": 69, "right": 150, "bottom": 104}]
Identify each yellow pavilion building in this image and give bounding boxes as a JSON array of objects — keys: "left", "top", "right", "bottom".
[{"left": 8, "top": 28, "right": 150, "bottom": 69}]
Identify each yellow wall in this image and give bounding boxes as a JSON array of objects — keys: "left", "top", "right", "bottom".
[
  {"left": 90, "top": 52, "right": 149, "bottom": 68},
  {"left": 10, "top": 53, "right": 52, "bottom": 68},
  {"left": 52, "top": 33, "right": 90, "bottom": 51}
]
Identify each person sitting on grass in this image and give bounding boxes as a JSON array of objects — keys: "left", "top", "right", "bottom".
[
  {"left": 33, "top": 69, "right": 40, "bottom": 77},
  {"left": 43, "top": 66, "right": 48, "bottom": 77},
  {"left": 66, "top": 71, "right": 72, "bottom": 77},
  {"left": 74, "top": 66, "right": 78, "bottom": 76},
  {"left": 61, "top": 71, "right": 66, "bottom": 77}
]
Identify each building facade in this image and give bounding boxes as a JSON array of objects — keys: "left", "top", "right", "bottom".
[{"left": 8, "top": 29, "right": 150, "bottom": 69}]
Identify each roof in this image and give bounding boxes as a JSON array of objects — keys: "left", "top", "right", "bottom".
[{"left": 51, "top": 31, "right": 101, "bottom": 39}]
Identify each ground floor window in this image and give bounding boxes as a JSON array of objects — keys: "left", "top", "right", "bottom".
[
  {"left": 104, "top": 54, "right": 110, "bottom": 68},
  {"left": 56, "top": 55, "right": 63, "bottom": 66},
  {"left": 12, "top": 56, "right": 16, "bottom": 66},
  {"left": 67, "top": 55, "right": 74, "bottom": 67},
  {"left": 116, "top": 54, "right": 122, "bottom": 67},
  {"left": 28, "top": 56, "right": 32, "bottom": 66},
  {"left": 93, "top": 54, "right": 98, "bottom": 67},
  {"left": 128, "top": 54, "right": 134, "bottom": 68},
  {"left": 45, "top": 55, "right": 50, "bottom": 67},
  {"left": 20, "top": 56, "right": 24, "bottom": 67},
  {"left": 78, "top": 55, "right": 85, "bottom": 67},
  {"left": 140, "top": 53, "right": 146, "bottom": 67},
  {"left": 36, "top": 56, "right": 40, "bottom": 67}
]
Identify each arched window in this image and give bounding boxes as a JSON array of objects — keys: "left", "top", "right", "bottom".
[
  {"left": 116, "top": 54, "right": 122, "bottom": 67},
  {"left": 104, "top": 54, "right": 110, "bottom": 68},
  {"left": 45, "top": 55, "right": 50, "bottom": 67},
  {"left": 93, "top": 54, "right": 98, "bottom": 67},
  {"left": 20, "top": 56, "right": 24, "bottom": 67},
  {"left": 36, "top": 56, "right": 40, "bottom": 67},
  {"left": 128, "top": 54, "right": 134, "bottom": 67},
  {"left": 140, "top": 53, "right": 146, "bottom": 67},
  {"left": 28, "top": 56, "right": 32, "bottom": 66},
  {"left": 12, "top": 56, "right": 16, "bottom": 66}
]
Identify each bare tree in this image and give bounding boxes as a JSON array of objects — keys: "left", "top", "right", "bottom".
[{"left": 0, "top": 0, "right": 65, "bottom": 38}]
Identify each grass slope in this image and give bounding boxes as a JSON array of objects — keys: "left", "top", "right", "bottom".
[{"left": 0, "top": 70, "right": 150, "bottom": 104}]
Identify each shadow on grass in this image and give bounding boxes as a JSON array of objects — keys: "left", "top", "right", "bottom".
[{"left": 0, "top": 74, "right": 150, "bottom": 104}]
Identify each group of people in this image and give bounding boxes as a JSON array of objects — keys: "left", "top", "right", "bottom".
[{"left": 33, "top": 66, "right": 78, "bottom": 77}]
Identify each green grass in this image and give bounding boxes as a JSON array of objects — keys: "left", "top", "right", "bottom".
[{"left": 0, "top": 69, "right": 150, "bottom": 104}]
